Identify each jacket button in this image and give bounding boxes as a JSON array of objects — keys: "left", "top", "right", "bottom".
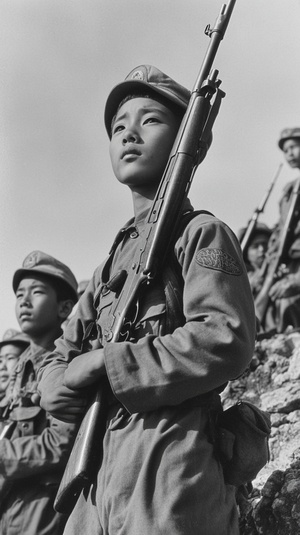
[
  {"left": 104, "top": 330, "right": 113, "bottom": 342},
  {"left": 130, "top": 230, "right": 139, "bottom": 239}
]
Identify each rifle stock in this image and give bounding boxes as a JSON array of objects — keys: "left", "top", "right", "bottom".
[
  {"left": 255, "top": 176, "right": 300, "bottom": 326},
  {"left": 0, "top": 421, "right": 17, "bottom": 502},
  {"left": 54, "top": 0, "right": 237, "bottom": 515},
  {"left": 54, "top": 384, "right": 109, "bottom": 514}
]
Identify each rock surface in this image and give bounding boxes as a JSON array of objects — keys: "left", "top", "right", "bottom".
[{"left": 222, "top": 330, "right": 300, "bottom": 534}]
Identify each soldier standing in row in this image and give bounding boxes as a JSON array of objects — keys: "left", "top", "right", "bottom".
[
  {"left": 0, "top": 251, "right": 79, "bottom": 535},
  {"left": 255, "top": 128, "right": 300, "bottom": 333},
  {"left": 0, "top": 330, "right": 30, "bottom": 401},
  {"left": 38, "top": 65, "right": 256, "bottom": 534}
]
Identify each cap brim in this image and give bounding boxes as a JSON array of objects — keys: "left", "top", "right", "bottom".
[
  {"left": 104, "top": 80, "right": 188, "bottom": 137},
  {"left": 13, "top": 268, "right": 78, "bottom": 303},
  {"left": 278, "top": 139, "right": 286, "bottom": 150},
  {"left": 279, "top": 136, "right": 300, "bottom": 150},
  {"left": 0, "top": 338, "right": 30, "bottom": 349}
]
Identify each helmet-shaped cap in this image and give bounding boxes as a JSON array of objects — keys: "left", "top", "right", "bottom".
[
  {"left": 13, "top": 250, "right": 78, "bottom": 303},
  {"left": 104, "top": 65, "right": 190, "bottom": 137},
  {"left": 278, "top": 127, "right": 300, "bottom": 150}
]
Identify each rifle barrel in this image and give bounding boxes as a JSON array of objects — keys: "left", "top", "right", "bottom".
[{"left": 241, "top": 163, "right": 283, "bottom": 252}]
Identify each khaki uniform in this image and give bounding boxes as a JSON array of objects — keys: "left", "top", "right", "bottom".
[
  {"left": 39, "top": 205, "right": 256, "bottom": 535},
  {"left": 0, "top": 344, "right": 77, "bottom": 535}
]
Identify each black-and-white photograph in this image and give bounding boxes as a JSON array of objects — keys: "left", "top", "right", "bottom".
[{"left": 0, "top": 1, "right": 300, "bottom": 533}]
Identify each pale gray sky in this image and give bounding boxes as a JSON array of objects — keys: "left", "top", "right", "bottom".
[{"left": 1, "top": 0, "right": 300, "bottom": 333}]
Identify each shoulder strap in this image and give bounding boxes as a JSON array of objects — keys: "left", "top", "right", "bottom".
[
  {"left": 162, "top": 209, "right": 215, "bottom": 332},
  {"left": 166, "top": 209, "right": 215, "bottom": 285}
]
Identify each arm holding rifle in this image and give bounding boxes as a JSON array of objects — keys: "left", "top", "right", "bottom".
[
  {"left": 40, "top": 214, "right": 255, "bottom": 415},
  {"left": 53, "top": 215, "right": 255, "bottom": 409}
]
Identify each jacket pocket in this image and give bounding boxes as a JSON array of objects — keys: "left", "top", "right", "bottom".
[
  {"left": 96, "top": 291, "right": 115, "bottom": 344},
  {"left": 132, "top": 289, "right": 166, "bottom": 338}
]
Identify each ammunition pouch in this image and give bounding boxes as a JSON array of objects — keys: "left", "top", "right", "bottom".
[{"left": 217, "top": 400, "right": 271, "bottom": 486}]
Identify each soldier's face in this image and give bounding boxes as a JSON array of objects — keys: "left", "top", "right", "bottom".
[
  {"left": 0, "top": 344, "right": 23, "bottom": 393},
  {"left": 15, "top": 276, "right": 61, "bottom": 337},
  {"left": 282, "top": 139, "right": 300, "bottom": 169},
  {"left": 247, "top": 233, "right": 269, "bottom": 269},
  {"left": 109, "top": 97, "right": 179, "bottom": 196}
]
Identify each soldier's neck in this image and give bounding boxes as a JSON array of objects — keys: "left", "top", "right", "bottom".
[{"left": 29, "top": 326, "right": 63, "bottom": 353}]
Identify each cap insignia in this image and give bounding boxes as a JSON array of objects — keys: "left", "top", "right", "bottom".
[
  {"left": 3, "top": 329, "right": 18, "bottom": 341},
  {"left": 131, "top": 70, "right": 145, "bottom": 81},
  {"left": 23, "top": 252, "right": 39, "bottom": 269}
]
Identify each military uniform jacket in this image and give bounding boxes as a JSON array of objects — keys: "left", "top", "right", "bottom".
[
  {"left": 0, "top": 343, "right": 77, "bottom": 489},
  {"left": 39, "top": 205, "right": 256, "bottom": 415}
]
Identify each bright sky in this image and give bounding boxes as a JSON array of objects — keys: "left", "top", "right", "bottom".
[{"left": 1, "top": 0, "right": 300, "bottom": 334}]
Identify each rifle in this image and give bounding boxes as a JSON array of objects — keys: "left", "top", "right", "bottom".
[
  {"left": 54, "top": 0, "right": 236, "bottom": 515},
  {"left": 240, "top": 164, "right": 282, "bottom": 253},
  {"left": 0, "top": 421, "right": 16, "bottom": 440},
  {"left": 0, "top": 421, "right": 17, "bottom": 503},
  {"left": 255, "top": 176, "right": 300, "bottom": 326}
]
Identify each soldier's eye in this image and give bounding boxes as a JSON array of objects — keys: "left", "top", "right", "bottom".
[
  {"left": 112, "top": 124, "right": 124, "bottom": 134},
  {"left": 144, "top": 116, "right": 160, "bottom": 124}
]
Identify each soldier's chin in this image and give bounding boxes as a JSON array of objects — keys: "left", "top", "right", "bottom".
[{"left": 18, "top": 320, "right": 33, "bottom": 334}]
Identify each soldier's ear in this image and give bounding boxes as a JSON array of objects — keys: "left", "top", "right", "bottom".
[{"left": 57, "top": 299, "right": 74, "bottom": 321}]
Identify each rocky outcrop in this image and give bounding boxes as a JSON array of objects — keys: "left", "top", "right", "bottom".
[{"left": 222, "top": 330, "right": 300, "bottom": 534}]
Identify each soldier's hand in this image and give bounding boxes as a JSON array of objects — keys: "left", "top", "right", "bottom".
[
  {"left": 269, "top": 275, "right": 300, "bottom": 300},
  {"left": 38, "top": 366, "right": 87, "bottom": 424},
  {"left": 64, "top": 349, "right": 106, "bottom": 390},
  {"left": 249, "top": 271, "right": 265, "bottom": 294}
]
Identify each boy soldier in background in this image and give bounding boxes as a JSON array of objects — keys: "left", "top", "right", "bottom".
[
  {"left": 238, "top": 223, "right": 272, "bottom": 298},
  {"left": 39, "top": 65, "right": 256, "bottom": 535},
  {"left": 255, "top": 128, "right": 300, "bottom": 333},
  {"left": 0, "top": 251, "right": 78, "bottom": 535},
  {"left": 0, "top": 329, "right": 30, "bottom": 400}
]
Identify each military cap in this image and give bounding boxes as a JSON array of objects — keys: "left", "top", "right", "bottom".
[
  {"left": 237, "top": 222, "right": 272, "bottom": 243},
  {"left": 12, "top": 250, "right": 78, "bottom": 303},
  {"left": 104, "top": 64, "right": 191, "bottom": 138},
  {"left": 278, "top": 127, "right": 300, "bottom": 150},
  {"left": 0, "top": 328, "right": 30, "bottom": 349}
]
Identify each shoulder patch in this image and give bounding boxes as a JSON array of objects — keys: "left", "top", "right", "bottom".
[{"left": 196, "top": 248, "right": 242, "bottom": 275}]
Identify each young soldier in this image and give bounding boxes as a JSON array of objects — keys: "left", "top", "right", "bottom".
[
  {"left": 238, "top": 223, "right": 272, "bottom": 297},
  {"left": 255, "top": 127, "right": 300, "bottom": 332},
  {"left": 0, "top": 251, "right": 79, "bottom": 535},
  {"left": 0, "top": 329, "right": 30, "bottom": 400},
  {"left": 38, "top": 65, "right": 256, "bottom": 535}
]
